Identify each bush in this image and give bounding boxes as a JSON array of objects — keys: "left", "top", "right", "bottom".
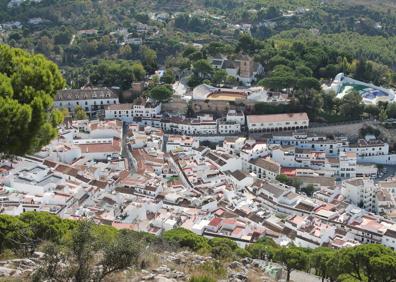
[
  {"left": 209, "top": 238, "right": 238, "bottom": 250},
  {"left": 209, "top": 238, "right": 239, "bottom": 260},
  {"left": 234, "top": 248, "right": 251, "bottom": 258},
  {"left": 211, "top": 243, "right": 234, "bottom": 260},
  {"left": 162, "top": 228, "right": 211, "bottom": 252},
  {"left": 246, "top": 243, "right": 276, "bottom": 260}
]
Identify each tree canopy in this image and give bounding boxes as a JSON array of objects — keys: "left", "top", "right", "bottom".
[
  {"left": 149, "top": 84, "right": 173, "bottom": 102},
  {"left": 0, "top": 44, "right": 65, "bottom": 156}
]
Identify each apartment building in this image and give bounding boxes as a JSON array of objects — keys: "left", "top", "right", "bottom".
[{"left": 342, "top": 178, "right": 377, "bottom": 212}]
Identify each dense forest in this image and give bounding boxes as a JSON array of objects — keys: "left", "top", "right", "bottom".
[
  {"left": 0, "top": 0, "right": 394, "bottom": 137},
  {"left": 0, "top": 0, "right": 394, "bottom": 127},
  {"left": 0, "top": 0, "right": 395, "bottom": 87}
]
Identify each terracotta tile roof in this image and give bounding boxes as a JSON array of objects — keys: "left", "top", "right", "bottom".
[
  {"left": 78, "top": 138, "right": 121, "bottom": 154},
  {"left": 345, "top": 178, "right": 364, "bottom": 187},
  {"left": 258, "top": 182, "right": 285, "bottom": 198},
  {"left": 105, "top": 103, "right": 133, "bottom": 110},
  {"left": 230, "top": 170, "right": 249, "bottom": 181},
  {"left": 249, "top": 158, "right": 280, "bottom": 174},
  {"left": 76, "top": 174, "right": 91, "bottom": 183},
  {"left": 295, "top": 202, "right": 315, "bottom": 212},
  {"left": 43, "top": 159, "right": 58, "bottom": 168},
  {"left": 55, "top": 164, "right": 79, "bottom": 177},
  {"left": 384, "top": 229, "right": 396, "bottom": 239},
  {"left": 56, "top": 87, "right": 117, "bottom": 101},
  {"left": 290, "top": 176, "right": 336, "bottom": 187},
  {"left": 208, "top": 217, "right": 223, "bottom": 227},
  {"left": 89, "top": 179, "right": 108, "bottom": 189}
]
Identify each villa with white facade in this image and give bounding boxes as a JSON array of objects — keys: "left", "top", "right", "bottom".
[{"left": 55, "top": 87, "right": 119, "bottom": 118}]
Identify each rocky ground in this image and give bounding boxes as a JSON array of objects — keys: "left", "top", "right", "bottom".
[
  {"left": 120, "top": 251, "right": 275, "bottom": 282},
  {"left": 0, "top": 252, "right": 44, "bottom": 280},
  {"left": 0, "top": 250, "right": 275, "bottom": 282}
]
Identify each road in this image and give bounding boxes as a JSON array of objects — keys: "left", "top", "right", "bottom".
[
  {"left": 121, "top": 122, "right": 134, "bottom": 174},
  {"left": 69, "top": 34, "right": 76, "bottom": 45}
]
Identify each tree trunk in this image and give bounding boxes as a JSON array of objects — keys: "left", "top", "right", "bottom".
[{"left": 286, "top": 270, "right": 291, "bottom": 281}]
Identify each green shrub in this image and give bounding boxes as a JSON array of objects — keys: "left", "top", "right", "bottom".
[
  {"left": 163, "top": 228, "right": 211, "bottom": 252},
  {"left": 211, "top": 243, "right": 234, "bottom": 260},
  {"left": 234, "top": 248, "right": 251, "bottom": 258},
  {"left": 209, "top": 238, "right": 238, "bottom": 250},
  {"left": 209, "top": 238, "right": 239, "bottom": 260},
  {"left": 246, "top": 243, "right": 276, "bottom": 260}
]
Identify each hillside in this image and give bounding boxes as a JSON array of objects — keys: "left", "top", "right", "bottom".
[
  {"left": 0, "top": 0, "right": 395, "bottom": 87},
  {"left": 1, "top": 213, "right": 395, "bottom": 281}
]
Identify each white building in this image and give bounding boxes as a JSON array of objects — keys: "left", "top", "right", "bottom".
[
  {"left": 104, "top": 100, "right": 161, "bottom": 122},
  {"left": 222, "top": 137, "right": 247, "bottom": 155},
  {"left": 55, "top": 87, "right": 119, "bottom": 118},
  {"left": 248, "top": 157, "right": 280, "bottom": 180},
  {"left": 269, "top": 132, "right": 348, "bottom": 157},
  {"left": 342, "top": 178, "right": 377, "bottom": 212},
  {"left": 205, "top": 151, "right": 242, "bottom": 172},
  {"left": 226, "top": 110, "right": 245, "bottom": 125},
  {"left": 210, "top": 54, "right": 264, "bottom": 86},
  {"left": 166, "top": 135, "right": 199, "bottom": 153},
  {"left": 227, "top": 170, "right": 254, "bottom": 190},
  {"left": 216, "top": 110, "right": 244, "bottom": 135},
  {"left": 271, "top": 146, "right": 297, "bottom": 168},
  {"left": 4, "top": 165, "right": 63, "bottom": 196},
  {"left": 73, "top": 138, "right": 121, "bottom": 161},
  {"left": 86, "top": 120, "right": 123, "bottom": 139},
  {"left": 338, "top": 152, "right": 357, "bottom": 178},
  {"left": 247, "top": 113, "right": 309, "bottom": 133},
  {"left": 382, "top": 228, "right": 396, "bottom": 250},
  {"left": 217, "top": 120, "right": 241, "bottom": 135},
  {"left": 162, "top": 115, "right": 218, "bottom": 135},
  {"left": 240, "top": 140, "right": 269, "bottom": 169},
  {"left": 344, "top": 139, "right": 389, "bottom": 157},
  {"left": 325, "top": 73, "right": 395, "bottom": 105}
]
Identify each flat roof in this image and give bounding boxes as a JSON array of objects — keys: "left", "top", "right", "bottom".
[{"left": 247, "top": 113, "right": 309, "bottom": 124}]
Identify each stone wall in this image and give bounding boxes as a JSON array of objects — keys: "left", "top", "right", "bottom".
[
  {"left": 162, "top": 96, "right": 188, "bottom": 114},
  {"left": 191, "top": 100, "right": 255, "bottom": 116},
  {"left": 308, "top": 121, "right": 376, "bottom": 138}
]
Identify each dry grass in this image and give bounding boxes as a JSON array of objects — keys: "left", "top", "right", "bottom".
[{"left": 247, "top": 268, "right": 275, "bottom": 282}]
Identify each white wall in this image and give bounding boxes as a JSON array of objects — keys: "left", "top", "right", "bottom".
[
  {"left": 382, "top": 234, "right": 396, "bottom": 250},
  {"left": 358, "top": 154, "right": 396, "bottom": 165},
  {"left": 55, "top": 98, "right": 119, "bottom": 115}
]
